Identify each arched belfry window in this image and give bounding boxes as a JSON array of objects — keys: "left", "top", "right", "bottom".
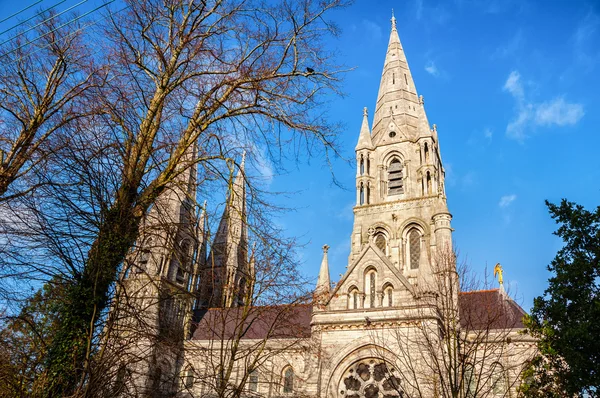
[
  {"left": 409, "top": 229, "right": 421, "bottom": 269},
  {"left": 366, "top": 183, "right": 371, "bottom": 205},
  {"left": 426, "top": 171, "right": 432, "bottom": 195},
  {"left": 360, "top": 155, "right": 365, "bottom": 175},
  {"left": 283, "top": 367, "right": 294, "bottom": 393},
  {"left": 388, "top": 158, "right": 404, "bottom": 196},
  {"left": 360, "top": 183, "right": 365, "bottom": 205},
  {"left": 424, "top": 142, "right": 430, "bottom": 163},
  {"left": 367, "top": 157, "right": 371, "bottom": 175},
  {"left": 375, "top": 233, "right": 386, "bottom": 254}
]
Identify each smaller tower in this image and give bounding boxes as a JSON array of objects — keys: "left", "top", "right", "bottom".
[{"left": 314, "top": 244, "right": 331, "bottom": 309}]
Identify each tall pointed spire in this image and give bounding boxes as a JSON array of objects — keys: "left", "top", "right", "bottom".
[
  {"left": 315, "top": 244, "right": 331, "bottom": 296},
  {"left": 355, "top": 107, "right": 373, "bottom": 150},
  {"left": 205, "top": 152, "right": 249, "bottom": 307},
  {"left": 371, "top": 11, "right": 426, "bottom": 145}
]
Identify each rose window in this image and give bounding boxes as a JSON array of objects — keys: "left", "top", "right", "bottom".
[{"left": 338, "top": 359, "right": 405, "bottom": 398}]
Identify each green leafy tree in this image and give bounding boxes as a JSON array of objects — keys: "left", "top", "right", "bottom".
[{"left": 523, "top": 199, "right": 600, "bottom": 397}]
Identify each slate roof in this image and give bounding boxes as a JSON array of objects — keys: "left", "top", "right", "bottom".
[
  {"left": 459, "top": 289, "right": 526, "bottom": 330},
  {"left": 191, "top": 304, "right": 312, "bottom": 340},
  {"left": 191, "top": 290, "right": 526, "bottom": 341}
]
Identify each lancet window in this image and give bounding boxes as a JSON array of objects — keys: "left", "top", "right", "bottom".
[
  {"left": 388, "top": 158, "right": 404, "bottom": 196},
  {"left": 283, "top": 367, "right": 294, "bottom": 393},
  {"left": 408, "top": 229, "right": 421, "bottom": 269}
]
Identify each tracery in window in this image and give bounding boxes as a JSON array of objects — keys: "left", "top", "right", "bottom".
[
  {"left": 283, "top": 367, "right": 294, "bottom": 393},
  {"left": 388, "top": 158, "right": 404, "bottom": 196},
  {"left": 409, "top": 229, "right": 421, "bottom": 270},
  {"left": 338, "top": 359, "right": 403, "bottom": 398}
]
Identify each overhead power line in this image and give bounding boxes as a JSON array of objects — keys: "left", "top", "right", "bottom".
[
  {"left": 0, "top": 1, "right": 44, "bottom": 25},
  {"left": 0, "top": 0, "right": 69, "bottom": 37},
  {"left": 0, "top": 0, "right": 90, "bottom": 47},
  {"left": 0, "top": 0, "right": 115, "bottom": 59}
]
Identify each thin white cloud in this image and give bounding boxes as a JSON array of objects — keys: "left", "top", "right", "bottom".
[
  {"left": 484, "top": 128, "right": 493, "bottom": 141},
  {"left": 499, "top": 194, "right": 517, "bottom": 208},
  {"left": 503, "top": 70, "right": 584, "bottom": 141},
  {"left": 535, "top": 98, "right": 584, "bottom": 127},
  {"left": 503, "top": 71, "right": 524, "bottom": 100},
  {"left": 425, "top": 61, "right": 440, "bottom": 77},
  {"left": 361, "top": 19, "right": 382, "bottom": 41}
]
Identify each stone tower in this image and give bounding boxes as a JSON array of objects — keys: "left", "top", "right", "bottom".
[
  {"left": 350, "top": 12, "right": 453, "bottom": 292},
  {"left": 113, "top": 141, "right": 207, "bottom": 397}
]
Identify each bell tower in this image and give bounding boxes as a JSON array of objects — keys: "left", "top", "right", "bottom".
[{"left": 350, "top": 13, "right": 453, "bottom": 291}]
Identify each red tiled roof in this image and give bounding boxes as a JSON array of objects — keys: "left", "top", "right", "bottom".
[
  {"left": 191, "top": 290, "right": 526, "bottom": 341},
  {"left": 191, "top": 304, "right": 312, "bottom": 340},
  {"left": 459, "top": 289, "right": 526, "bottom": 330}
]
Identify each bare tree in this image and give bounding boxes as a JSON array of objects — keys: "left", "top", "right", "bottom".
[
  {"left": 0, "top": 1, "right": 350, "bottom": 395},
  {"left": 0, "top": 10, "right": 103, "bottom": 201},
  {"left": 361, "top": 249, "right": 536, "bottom": 398}
]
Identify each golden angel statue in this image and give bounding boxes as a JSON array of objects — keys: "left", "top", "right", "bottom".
[{"left": 493, "top": 263, "right": 504, "bottom": 285}]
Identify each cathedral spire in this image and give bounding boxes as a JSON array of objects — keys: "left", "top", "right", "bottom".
[
  {"left": 203, "top": 152, "right": 249, "bottom": 307},
  {"left": 355, "top": 107, "right": 373, "bottom": 151},
  {"left": 371, "top": 11, "right": 424, "bottom": 145}
]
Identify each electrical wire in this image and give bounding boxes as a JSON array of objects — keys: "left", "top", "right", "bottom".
[
  {"left": 0, "top": 0, "right": 44, "bottom": 25},
  {"left": 0, "top": 0, "right": 69, "bottom": 37},
  {"left": 0, "top": 0, "right": 115, "bottom": 59},
  {"left": 6, "top": 3, "right": 129, "bottom": 66},
  {"left": 0, "top": 0, "right": 90, "bottom": 47}
]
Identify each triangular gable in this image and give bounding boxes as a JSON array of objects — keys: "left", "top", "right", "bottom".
[{"left": 327, "top": 242, "right": 415, "bottom": 304}]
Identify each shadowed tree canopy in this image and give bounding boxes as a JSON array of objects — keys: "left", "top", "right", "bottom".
[
  {"left": 523, "top": 199, "right": 600, "bottom": 397},
  {"left": 0, "top": 0, "right": 350, "bottom": 396}
]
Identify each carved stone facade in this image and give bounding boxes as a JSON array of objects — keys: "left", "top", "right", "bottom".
[{"left": 114, "top": 13, "right": 535, "bottom": 398}]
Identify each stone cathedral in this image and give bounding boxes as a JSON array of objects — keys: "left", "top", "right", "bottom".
[{"left": 113, "top": 14, "right": 534, "bottom": 398}]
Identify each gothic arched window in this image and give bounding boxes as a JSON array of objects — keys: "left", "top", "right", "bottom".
[
  {"left": 375, "top": 234, "right": 386, "bottom": 254},
  {"left": 360, "top": 155, "right": 365, "bottom": 175},
  {"left": 491, "top": 363, "right": 507, "bottom": 396},
  {"left": 283, "top": 367, "right": 294, "bottom": 393},
  {"left": 388, "top": 158, "right": 404, "bottom": 196},
  {"left": 360, "top": 183, "right": 365, "bottom": 205},
  {"left": 465, "top": 363, "right": 476, "bottom": 397},
  {"left": 365, "top": 269, "right": 377, "bottom": 308},
  {"left": 349, "top": 287, "right": 359, "bottom": 310},
  {"left": 367, "top": 158, "right": 371, "bottom": 175},
  {"left": 248, "top": 369, "right": 259, "bottom": 392},
  {"left": 427, "top": 171, "right": 432, "bottom": 194},
  {"left": 424, "top": 142, "right": 430, "bottom": 163},
  {"left": 409, "top": 229, "right": 421, "bottom": 269},
  {"left": 182, "top": 366, "right": 194, "bottom": 389},
  {"left": 383, "top": 284, "right": 394, "bottom": 307},
  {"left": 339, "top": 360, "right": 402, "bottom": 397}
]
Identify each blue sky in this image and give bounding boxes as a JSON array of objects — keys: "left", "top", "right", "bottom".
[
  {"left": 1, "top": 0, "right": 598, "bottom": 312},
  {"left": 267, "top": 0, "right": 600, "bottom": 311}
]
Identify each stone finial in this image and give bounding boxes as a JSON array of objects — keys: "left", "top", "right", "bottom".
[
  {"left": 363, "top": 107, "right": 368, "bottom": 117},
  {"left": 419, "top": 95, "right": 424, "bottom": 105},
  {"left": 322, "top": 244, "right": 330, "bottom": 253},
  {"left": 391, "top": 9, "right": 397, "bottom": 31},
  {"left": 433, "top": 124, "right": 437, "bottom": 133}
]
